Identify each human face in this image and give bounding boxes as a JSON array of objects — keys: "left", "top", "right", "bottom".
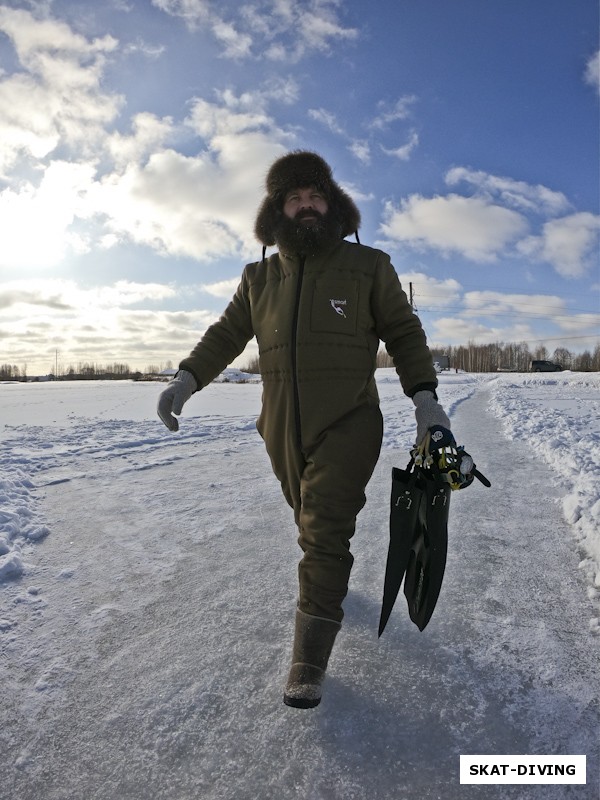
[{"left": 283, "top": 186, "right": 328, "bottom": 223}]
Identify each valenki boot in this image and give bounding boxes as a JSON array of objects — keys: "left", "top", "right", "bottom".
[{"left": 283, "top": 609, "right": 341, "bottom": 709}]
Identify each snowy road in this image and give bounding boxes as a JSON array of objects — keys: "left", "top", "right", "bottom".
[{"left": 1, "top": 374, "right": 598, "bottom": 799}]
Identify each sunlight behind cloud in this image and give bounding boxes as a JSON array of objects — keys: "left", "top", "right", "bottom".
[{"left": 0, "top": 161, "right": 95, "bottom": 268}]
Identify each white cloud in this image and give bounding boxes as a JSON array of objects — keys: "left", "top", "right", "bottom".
[
  {"left": 445, "top": 167, "right": 570, "bottom": 216},
  {"left": 426, "top": 290, "right": 600, "bottom": 351},
  {"left": 0, "top": 278, "right": 213, "bottom": 374},
  {"left": 381, "top": 131, "right": 419, "bottom": 161},
  {"left": 517, "top": 212, "right": 600, "bottom": 278},
  {"left": 308, "top": 107, "right": 345, "bottom": 135},
  {"left": 584, "top": 49, "right": 600, "bottom": 95},
  {"left": 560, "top": 312, "right": 600, "bottom": 332},
  {"left": 348, "top": 139, "right": 371, "bottom": 165},
  {"left": 87, "top": 86, "right": 292, "bottom": 261},
  {"left": 106, "top": 112, "right": 174, "bottom": 169},
  {"left": 0, "top": 7, "right": 122, "bottom": 173},
  {"left": 152, "top": 0, "right": 358, "bottom": 61},
  {"left": 428, "top": 316, "right": 537, "bottom": 348},
  {"left": 296, "top": 1, "right": 358, "bottom": 52},
  {"left": 123, "top": 39, "right": 166, "bottom": 59},
  {"left": 369, "top": 96, "right": 417, "bottom": 130},
  {"left": 0, "top": 4, "right": 293, "bottom": 269},
  {"left": 151, "top": 0, "right": 211, "bottom": 30},
  {"left": 396, "top": 271, "right": 462, "bottom": 309},
  {"left": 462, "top": 291, "right": 566, "bottom": 320},
  {"left": 211, "top": 19, "right": 253, "bottom": 59},
  {"left": 380, "top": 194, "right": 528, "bottom": 262},
  {"left": 201, "top": 278, "right": 240, "bottom": 299},
  {"left": 0, "top": 161, "right": 96, "bottom": 268},
  {"left": 0, "top": 279, "right": 176, "bottom": 312}
]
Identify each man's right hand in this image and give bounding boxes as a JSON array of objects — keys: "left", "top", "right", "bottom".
[{"left": 157, "top": 370, "right": 197, "bottom": 431}]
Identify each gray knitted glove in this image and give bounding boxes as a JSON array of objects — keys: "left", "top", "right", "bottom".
[
  {"left": 157, "top": 370, "right": 197, "bottom": 431},
  {"left": 412, "top": 390, "right": 451, "bottom": 446}
]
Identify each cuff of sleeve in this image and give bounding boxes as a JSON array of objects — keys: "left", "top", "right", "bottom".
[
  {"left": 177, "top": 366, "right": 202, "bottom": 392},
  {"left": 407, "top": 382, "right": 438, "bottom": 400}
]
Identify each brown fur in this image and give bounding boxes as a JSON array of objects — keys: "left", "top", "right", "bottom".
[{"left": 254, "top": 151, "right": 361, "bottom": 247}]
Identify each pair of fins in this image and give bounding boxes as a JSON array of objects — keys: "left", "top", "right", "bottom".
[{"left": 378, "top": 429, "right": 490, "bottom": 635}]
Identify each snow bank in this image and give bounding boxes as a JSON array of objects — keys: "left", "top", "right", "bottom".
[{"left": 488, "top": 372, "right": 600, "bottom": 601}]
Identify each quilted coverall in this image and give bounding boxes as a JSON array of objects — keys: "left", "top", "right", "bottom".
[{"left": 179, "top": 238, "right": 437, "bottom": 622}]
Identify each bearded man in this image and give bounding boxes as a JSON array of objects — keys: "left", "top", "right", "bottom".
[{"left": 158, "top": 150, "right": 450, "bottom": 708}]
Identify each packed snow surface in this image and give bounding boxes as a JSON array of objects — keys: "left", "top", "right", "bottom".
[{"left": 1, "top": 370, "right": 598, "bottom": 799}]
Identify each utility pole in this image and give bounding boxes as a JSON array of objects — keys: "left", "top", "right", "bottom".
[{"left": 409, "top": 282, "right": 414, "bottom": 309}]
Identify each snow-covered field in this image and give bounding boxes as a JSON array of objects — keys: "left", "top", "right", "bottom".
[{"left": 1, "top": 370, "right": 599, "bottom": 799}]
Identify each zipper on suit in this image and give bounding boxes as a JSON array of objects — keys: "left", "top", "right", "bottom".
[{"left": 291, "top": 256, "right": 305, "bottom": 449}]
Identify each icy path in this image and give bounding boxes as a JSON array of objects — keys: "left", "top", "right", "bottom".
[{"left": 1, "top": 383, "right": 599, "bottom": 800}]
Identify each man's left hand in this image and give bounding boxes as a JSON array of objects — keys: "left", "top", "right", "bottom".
[{"left": 412, "top": 390, "right": 451, "bottom": 445}]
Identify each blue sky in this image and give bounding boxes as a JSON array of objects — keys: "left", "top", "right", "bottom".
[{"left": 0, "top": 0, "right": 598, "bottom": 375}]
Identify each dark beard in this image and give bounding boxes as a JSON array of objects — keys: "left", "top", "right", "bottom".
[{"left": 274, "top": 208, "right": 342, "bottom": 257}]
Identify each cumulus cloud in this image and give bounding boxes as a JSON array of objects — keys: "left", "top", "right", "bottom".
[
  {"left": 517, "top": 212, "right": 600, "bottom": 278},
  {"left": 381, "top": 170, "right": 598, "bottom": 278},
  {"left": 0, "top": 7, "right": 122, "bottom": 173},
  {"left": 87, "top": 89, "right": 291, "bottom": 261},
  {"left": 106, "top": 112, "right": 175, "bottom": 169},
  {"left": 0, "top": 6, "right": 293, "bottom": 268},
  {"left": 380, "top": 194, "right": 528, "bottom": 262}
]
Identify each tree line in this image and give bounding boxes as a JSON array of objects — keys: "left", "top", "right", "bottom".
[
  {"left": 2, "top": 342, "right": 599, "bottom": 383},
  {"left": 0, "top": 362, "right": 174, "bottom": 381},
  {"left": 377, "top": 342, "right": 600, "bottom": 372}
]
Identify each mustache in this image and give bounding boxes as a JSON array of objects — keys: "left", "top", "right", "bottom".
[{"left": 295, "top": 208, "right": 325, "bottom": 220}]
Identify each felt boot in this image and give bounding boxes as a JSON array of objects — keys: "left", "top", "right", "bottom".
[{"left": 283, "top": 609, "right": 341, "bottom": 709}]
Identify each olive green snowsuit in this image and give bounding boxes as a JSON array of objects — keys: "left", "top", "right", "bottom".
[{"left": 180, "top": 239, "right": 437, "bottom": 621}]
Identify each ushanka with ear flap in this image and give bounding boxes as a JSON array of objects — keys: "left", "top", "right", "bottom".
[{"left": 254, "top": 150, "right": 361, "bottom": 247}]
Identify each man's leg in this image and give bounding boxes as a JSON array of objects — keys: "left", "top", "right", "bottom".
[{"left": 284, "top": 406, "right": 383, "bottom": 707}]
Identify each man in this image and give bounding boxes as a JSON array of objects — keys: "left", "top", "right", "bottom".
[{"left": 157, "top": 151, "right": 450, "bottom": 709}]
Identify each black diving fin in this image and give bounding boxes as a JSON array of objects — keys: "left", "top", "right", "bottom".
[{"left": 378, "top": 427, "right": 490, "bottom": 636}]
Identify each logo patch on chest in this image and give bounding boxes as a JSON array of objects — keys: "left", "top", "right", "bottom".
[{"left": 330, "top": 298, "right": 347, "bottom": 318}]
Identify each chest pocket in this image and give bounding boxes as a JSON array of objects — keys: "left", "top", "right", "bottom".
[{"left": 310, "top": 278, "right": 359, "bottom": 336}]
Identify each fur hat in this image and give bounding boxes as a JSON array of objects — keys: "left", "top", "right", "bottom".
[{"left": 254, "top": 150, "right": 361, "bottom": 247}]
